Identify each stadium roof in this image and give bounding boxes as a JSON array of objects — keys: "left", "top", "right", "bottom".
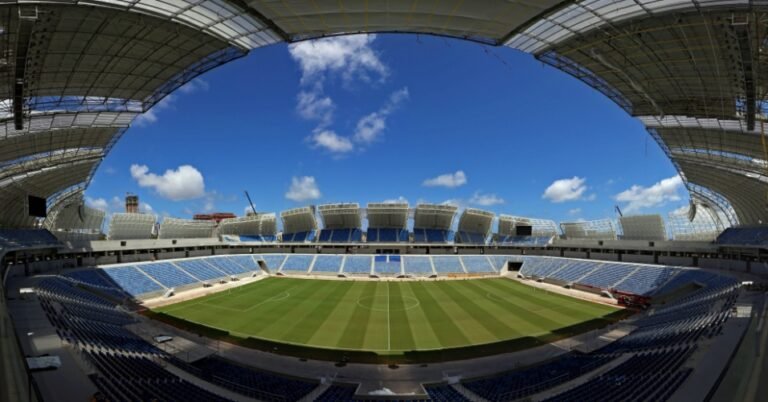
[
  {"left": 281, "top": 205, "right": 317, "bottom": 234},
  {"left": 366, "top": 203, "right": 409, "bottom": 229},
  {"left": 498, "top": 214, "right": 559, "bottom": 237},
  {"left": 318, "top": 203, "right": 362, "bottom": 229},
  {"left": 5, "top": 0, "right": 768, "bottom": 229},
  {"left": 457, "top": 208, "right": 494, "bottom": 236},
  {"left": 413, "top": 203, "right": 457, "bottom": 231}
]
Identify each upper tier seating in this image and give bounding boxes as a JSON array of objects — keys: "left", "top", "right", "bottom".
[
  {"left": 282, "top": 231, "right": 315, "bottom": 243},
  {"left": 0, "top": 229, "right": 60, "bottom": 251},
  {"left": 715, "top": 226, "right": 768, "bottom": 246},
  {"left": 496, "top": 235, "right": 553, "bottom": 246},
  {"left": 457, "top": 231, "right": 487, "bottom": 244},
  {"left": 366, "top": 228, "right": 408, "bottom": 242},
  {"left": 413, "top": 228, "right": 453, "bottom": 243},
  {"left": 317, "top": 228, "right": 362, "bottom": 243}
]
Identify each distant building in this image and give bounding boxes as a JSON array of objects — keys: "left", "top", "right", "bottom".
[{"left": 125, "top": 194, "right": 139, "bottom": 214}]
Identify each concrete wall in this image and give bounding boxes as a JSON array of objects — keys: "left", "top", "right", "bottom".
[
  {"left": 590, "top": 252, "right": 619, "bottom": 261},
  {"left": 188, "top": 249, "right": 213, "bottom": 258},
  {"left": 622, "top": 254, "right": 655, "bottom": 264},
  {"left": 95, "top": 255, "right": 118, "bottom": 265},
  {"left": 563, "top": 251, "right": 588, "bottom": 259},
  {"left": 658, "top": 256, "right": 694, "bottom": 267},
  {"left": 158, "top": 251, "right": 185, "bottom": 260},
  {"left": 699, "top": 258, "right": 748, "bottom": 273}
]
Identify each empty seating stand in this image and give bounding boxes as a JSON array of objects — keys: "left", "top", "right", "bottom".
[
  {"left": 367, "top": 228, "right": 408, "bottom": 242},
  {"left": 312, "top": 255, "right": 344, "bottom": 275},
  {"left": 342, "top": 255, "right": 372, "bottom": 275},
  {"left": 413, "top": 228, "right": 453, "bottom": 243},
  {"left": 432, "top": 256, "right": 465, "bottom": 274},
  {"left": 457, "top": 231, "right": 487, "bottom": 244},
  {"left": 716, "top": 226, "right": 768, "bottom": 246},
  {"left": 136, "top": 262, "right": 199, "bottom": 288},
  {"left": 374, "top": 255, "right": 402, "bottom": 276},
  {"left": 103, "top": 266, "right": 165, "bottom": 297},
  {"left": 403, "top": 256, "right": 434, "bottom": 276},
  {"left": 280, "top": 255, "right": 315, "bottom": 274}
]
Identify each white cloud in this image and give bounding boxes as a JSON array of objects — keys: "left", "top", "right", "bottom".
[
  {"left": 288, "top": 35, "right": 388, "bottom": 84},
  {"left": 297, "top": 90, "right": 335, "bottom": 126},
  {"left": 615, "top": 175, "right": 683, "bottom": 213},
  {"left": 285, "top": 176, "right": 321, "bottom": 202},
  {"left": 86, "top": 197, "right": 108, "bottom": 211},
  {"left": 133, "top": 94, "right": 175, "bottom": 127},
  {"left": 423, "top": 170, "right": 467, "bottom": 188},
  {"left": 670, "top": 205, "right": 689, "bottom": 215},
  {"left": 130, "top": 164, "right": 206, "bottom": 201},
  {"left": 382, "top": 196, "right": 408, "bottom": 204},
  {"left": 353, "top": 87, "right": 409, "bottom": 144},
  {"left": 178, "top": 78, "right": 209, "bottom": 94},
  {"left": 542, "top": 176, "right": 588, "bottom": 203},
  {"left": 289, "top": 36, "right": 407, "bottom": 156},
  {"left": 568, "top": 208, "right": 582, "bottom": 216},
  {"left": 244, "top": 205, "right": 256, "bottom": 215},
  {"left": 469, "top": 191, "right": 504, "bottom": 206},
  {"left": 139, "top": 202, "right": 153, "bottom": 213},
  {"left": 309, "top": 130, "right": 354, "bottom": 153}
]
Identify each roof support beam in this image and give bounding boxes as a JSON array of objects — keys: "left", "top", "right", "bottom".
[
  {"left": 734, "top": 19, "right": 756, "bottom": 130},
  {"left": 13, "top": 7, "right": 37, "bottom": 130}
]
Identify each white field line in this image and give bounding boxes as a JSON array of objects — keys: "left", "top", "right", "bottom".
[{"left": 387, "top": 281, "right": 391, "bottom": 351}]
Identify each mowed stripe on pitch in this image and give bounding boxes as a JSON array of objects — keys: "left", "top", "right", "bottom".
[{"left": 399, "top": 282, "right": 443, "bottom": 350}]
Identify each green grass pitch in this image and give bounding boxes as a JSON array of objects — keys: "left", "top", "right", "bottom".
[{"left": 155, "top": 277, "right": 619, "bottom": 353}]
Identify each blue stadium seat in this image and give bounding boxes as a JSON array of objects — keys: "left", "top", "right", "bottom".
[
  {"left": 403, "top": 256, "right": 434, "bottom": 276},
  {"left": 103, "top": 266, "right": 165, "bottom": 296},
  {"left": 137, "top": 262, "right": 199, "bottom": 288},
  {"left": 343, "top": 255, "right": 372, "bottom": 275},
  {"left": 431, "top": 256, "right": 464, "bottom": 274},
  {"left": 281, "top": 255, "right": 315, "bottom": 273},
  {"left": 312, "top": 255, "right": 344, "bottom": 274}
]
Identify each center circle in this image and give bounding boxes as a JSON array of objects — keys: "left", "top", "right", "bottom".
[{"left": 356, "top": 295, "right": 420, "bottom": 312}]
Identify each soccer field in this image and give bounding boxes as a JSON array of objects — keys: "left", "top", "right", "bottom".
[{"left": 155, "top": 277, "right": 619, "bottom": 354}]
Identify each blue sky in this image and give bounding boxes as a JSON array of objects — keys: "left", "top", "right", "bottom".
[{"left": 85, "top": 34, "right": 687, "bottom": 227}]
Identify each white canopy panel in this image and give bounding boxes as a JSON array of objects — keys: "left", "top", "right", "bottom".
[
  {"left": 366, "top": 202, "right": 409, "bottom": 229},
  {"left": 413, "top": 203, "right": 457, "bottom": 230},
  {"left": 318, "top": 203, "right": 361, "bottom": 229},
  {"left": 280, "top": 205, "right": 317, "bottom": 234}
]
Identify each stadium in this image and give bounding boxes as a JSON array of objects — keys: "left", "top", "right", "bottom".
[{"left": 1, "top": 1, "right": 768, "bottom": 402}]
